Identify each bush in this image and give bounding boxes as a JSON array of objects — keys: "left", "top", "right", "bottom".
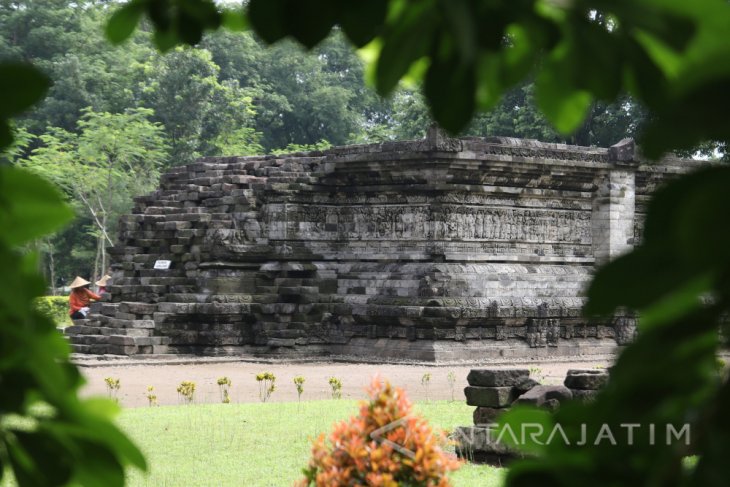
[
  {"left": 298, "top": 377, "right": 461, "bottom": 486},
  {"left": 34, "top": 295, "right": 71, "bottom": 327}
]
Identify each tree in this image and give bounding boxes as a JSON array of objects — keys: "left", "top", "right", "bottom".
[
  {"left": 18, "top": 107, "right": 168, "bottom": 282},
  {"left": 141, "top": 47, "right": 219, "bottom": 164},
  {"left": 203, "top": 30, "right": 373, "bottom": 150},
  {"left": 390, "top": 83, "right": 647, "bottom": 147},
  {"left": 201, "top": 80, "right": 263, "bottom": 156}
]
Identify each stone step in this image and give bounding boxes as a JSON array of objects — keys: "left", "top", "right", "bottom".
[
  {"left": 96, "top": 316, "right": 156, "bottom": 329},
  {"left": 107, "top": 335, "right": 170, "bottom": 346},
  {"left": 98, "top": 302, "right": 120, "bottom": 316},
  {"left": 70, "top": 343, "right": 169, "bottom": 355},
  {"left": 114, "top": 301, "right": 157, "bottom": 317},
  {"left": 68, "top": 334, "right": 112, "bottom": 345},
  {"left": 65, "top": 325, "right": 152, "bottom": 337},
  {"left": 64, "top": 325, "right": 100, "bottom": 336},
  {"left": 69, "top": 334, "right": 170, "bottom": 355}
]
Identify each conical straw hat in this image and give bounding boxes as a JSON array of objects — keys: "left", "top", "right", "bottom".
[
  {"left": 69, "top": 276, "right": 90, "bottom": 289},
  {"left": 96, "top": 275, "right": 111, "bottom": 287}
]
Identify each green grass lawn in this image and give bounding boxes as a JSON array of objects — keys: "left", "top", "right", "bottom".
[{"left": 118, "top": 399, "right": 504, "bottom": 486}]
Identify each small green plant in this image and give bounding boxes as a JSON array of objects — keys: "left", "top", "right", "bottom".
[
  {"left": 217, "top": 376, "right": 232, "bottom": 404},
  {"left": 447, "top": 371, "right": 457, "bottom": 402},
  {"left": 328, "top": 377, "right": 342, "bottom": 400},
  {"left": 293, "top": 376, "right": 305, "bottom": 402},
  {"left": 256, "top": 372, "right": 276, "bottom": 402},
  {"left": 176, "top": 380, "right": 196, "bottom": 404},
  {"left": 145, "top": 385, "right": 157, "bottom": 407},
  {"left": 34, "top": 295, "right": 73, "bottom": 327},
  {"left": 529, "top": 366, "right": 546, "bottom": 383},
  {"left": 421, "top": 372, "right": 432, "bottom": 402},
  {"left": 104, "top": 377, "right": 120, "bottom": 401},
  {"left": 270, "top": 139, "right": 332, "bottom": 155}
]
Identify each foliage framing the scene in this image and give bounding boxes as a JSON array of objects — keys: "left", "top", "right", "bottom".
[
  {"left": 0, "top": 0, "right": 729, "bottom": 486},
  {"left": 0, "top": 168, "right": 145, "bottom": 483},
  {"left": 104, "top": 1, "right": 730, "bottom": 486},
  {"left": 0, "top": 57, "right": 146, "bottom": 486},
  {"left": 297, "top": 377, "right": 461, "bottom": 486}
]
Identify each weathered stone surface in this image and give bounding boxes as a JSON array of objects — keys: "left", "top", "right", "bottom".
[
  {"left": 513, "top": 377, "right": 541, "bottom": 396},
  {"left": 570, "top": 389, "right": 600, "bottom": 403},
  {"left": 64, "top": 134, "right": 702, "bottom": 359},
  {"left": 514, "top": 385, "right": 573, "bottom": 407},
  {"left": 473, "top": 407, "right": 505, "bottom": 425},
  {"left": 467, "top": 369, "right": 530, "bottom": 387},
  {"left": 564, "top": 370, "right": 609, "bottom": 390},
  {"left": 454, "top": 426, "right": 523, "bottom": 465},
  {"left": 465, "top": 386, "right": 517, "bottom": 408}
]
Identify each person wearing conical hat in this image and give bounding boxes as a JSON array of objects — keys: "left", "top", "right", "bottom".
[
  {"left": 96, "top": 274, "right": 111, "bottom": 295},
  {"left": 68, "top": 276, "right": 101, "bottom": 320}
]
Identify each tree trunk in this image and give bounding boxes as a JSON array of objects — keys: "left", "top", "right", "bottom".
[
  {"left": 104, "top": 154, "right": 113, "bottom": 276},
  {"left": 46, "top": 237, "right": 57, "bottom": 295},
  {"left": 101, "top": 203, "right": 108, "bottom": 277},
  {"left": 93, "top": 236, "right": 101, "bottom": 286}
]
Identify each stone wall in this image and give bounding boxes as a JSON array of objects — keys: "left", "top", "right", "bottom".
[
  {"left": 455, "top": 367, "right": 609, "bottom": 464},
  {"left": 65, "top": 131, "right": 701, "bottom": 361}
]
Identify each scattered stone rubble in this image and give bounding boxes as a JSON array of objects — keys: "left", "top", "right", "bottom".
[
  {"left": 456, "top": 367, "right": 609, "bottom": 464},
  {"left": 64, "top": 130, "right": 701, "bottom": 361}
]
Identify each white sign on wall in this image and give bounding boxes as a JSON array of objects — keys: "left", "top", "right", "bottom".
[{"left": 153, "top": 259, "right": 171, "bottom": 270}]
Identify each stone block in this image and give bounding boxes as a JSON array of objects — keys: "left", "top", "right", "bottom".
[
  {"left": 513, "top": 377, "right": 541, "bottom": 396},
  {"left": 473, "top": 407, "right": 505, "bottom": 425},
  {"left": 68, "top": 136, "right": 695, "bottom": 360},
  {"left": 109, "top": 335, "right": 135, "bottom": 346},
  {"left": 570, "top": 389, "right": 599, "bottom": 403},
  {"left": 464, "top": 386, "right": 517, "bottom": 408},
  {"left": 564, "top": 369, "right": 608, "bottom": 390},
  {"left": 454, "top": 426, "right": 521, "bottom": 461},
  {"left": 514, "top": 385, "right": 572, "bottom": 407},
  {"left": 467, "top": 369, "right": 530, "bottom": 387}
]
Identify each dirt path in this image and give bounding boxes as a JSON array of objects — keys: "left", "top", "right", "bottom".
[{"left": 79, "top": 358, "right": 613, "bottom": 407}]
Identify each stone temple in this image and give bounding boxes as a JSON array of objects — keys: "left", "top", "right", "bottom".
[{"left": 65, "top": 130, "right": 698, "bottom": 362}]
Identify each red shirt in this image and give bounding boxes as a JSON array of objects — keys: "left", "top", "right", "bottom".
[{"left": 69, "top": 288, "right": 101, "bottom": 316}]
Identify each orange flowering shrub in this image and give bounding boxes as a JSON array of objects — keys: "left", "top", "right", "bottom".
[{"left": 297, "top": 377, "right": 461, "bottom": 486}]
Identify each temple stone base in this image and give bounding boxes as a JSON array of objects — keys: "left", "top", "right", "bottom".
[{"left": 64, "top": 133, "right": 700, "bottom": 361}]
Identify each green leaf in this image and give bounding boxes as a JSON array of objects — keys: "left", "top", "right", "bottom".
[
  {"left": 50, "top": 414, "right": 147, "bottom": 471},
  {"left": 585, "top": 247, "right": 691, "bottom": 317},
  {"left": 424, "top": 53, "right": 475, "bottom": 133},
  {"left": 375, "top": 2, "right": 437, "bottom": 95},
  {"left": 535, "top": 51, "right": 593, "bottom": 134},
  {"left": 500, "top": 24, "right": 537, "bottom": 87},
  {"left": 638, "top": 273, "right": 712, "bottom": 330},
  {"left": 221, "top": 9, "right": 249, "bottom": 32},
  {"left": 475, "top": 54, "right": 504, "bottom": 110},
  {"left": 633, "top": 29, "right": 683, "bottom": 80},
  {"left": 570, "top": 21, "right": 622, "bottom": 100},
  {"left": 16, "top": 430, "right": 74, "bottom": 486},
  {"left": 340, "top": 0, "right": 387, "bottom": 47},
  {"left": 247, "top": 0, "right": 287, "bottom": 44},
  {"left": 0, "top": 63, "right": 51, "bottom": 119},
  {"left": 152, "top": 29, "right": 178, "bottom": 52},
  {"left": 496, "top": 405, "right": 554, "bottom": 456},
  {"left": 0, "top": 166, "right": 74, "bottom": 246},
  {"left": 441, "top": 0, "right": 476, "bottom": 63},
  {"left": 81, "top": 397, "right": 121, "bottom": 419},
  {"left": 105, "top": 2, "right": 144, "bottom": 44},
  {"left": 0, "top": 120, "right": 11, "bottom": 149},
  {"left": 284, "top": 0, "right": 337, "bottom": 49},
  {"left": 71, "top": 439, "right": 126, "bottom": 487}
]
